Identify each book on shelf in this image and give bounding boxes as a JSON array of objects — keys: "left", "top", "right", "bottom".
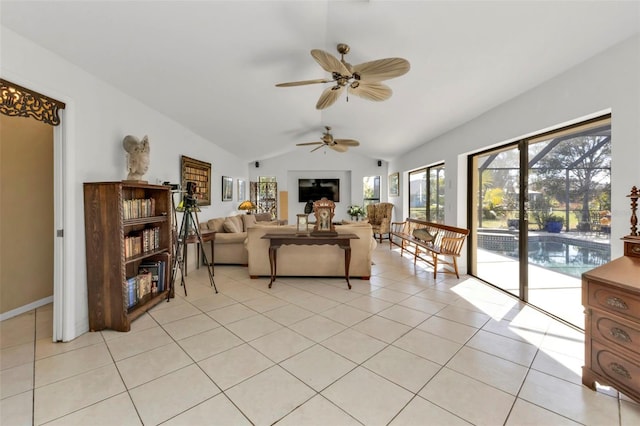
[
  {"left": 124, "top": 226, "right": 161, "bottom": 259},
  {"left": 125, "top": 276, "right": 138, "bottom": 309},
  {"left": 139, "top": 259, "right": 165, "bottom": 293},
  {"left": 145, "top": 252, "right": 170, "bottom": 293},
  {"left": 137, "top": 271, "right": 153, "bottom": 300},
  {"left": 122, "top": 198, "right": 157, "bottom": 220}
]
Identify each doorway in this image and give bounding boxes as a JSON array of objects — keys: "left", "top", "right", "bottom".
[{"left": 0, "top": 115, "right": 54, "bottom": 315}]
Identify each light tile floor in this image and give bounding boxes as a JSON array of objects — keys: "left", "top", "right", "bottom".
[{"left": 2, "top": 244, "right": 640, "bottom": 425}]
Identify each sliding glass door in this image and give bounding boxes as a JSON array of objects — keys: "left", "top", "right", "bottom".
[
  {"left": 470, "top": 144, "right": 522, "bottom": 297},
  {"left": 469, "top": 116, "right": 611, "bottom": 328}
]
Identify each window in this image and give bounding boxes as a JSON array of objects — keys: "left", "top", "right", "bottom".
[
  {"left": 250, "top": 176, "right": 278, "bottom": 218},
  {"left": 409, "top": 164, "right": 445, "bottom": 222},
  {"left": 363, "top": 176, "right": 380, "bottom": 208}
]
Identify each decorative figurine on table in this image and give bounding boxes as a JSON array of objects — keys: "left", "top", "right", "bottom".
[
  {"left": 304, "top": 200, "right": 314, "bottom": 214},
  {"left": 123, "top": 134, "right": 150, "bottom": 182}
]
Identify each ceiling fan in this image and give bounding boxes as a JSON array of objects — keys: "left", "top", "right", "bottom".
[
  {"left": 276, "top": 43, "right": 410, "bottom": 110},
  {"left": 296, "top": 126, "right": 360, "bottom": 153}
]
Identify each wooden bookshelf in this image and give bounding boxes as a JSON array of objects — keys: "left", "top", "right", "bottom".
[{"left": 83, "top": 182, "right": 172, "bottom": 332}]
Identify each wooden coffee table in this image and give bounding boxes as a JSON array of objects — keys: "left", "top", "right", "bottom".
[{"left": 261, "top": 233, "right": 359, "bottom": 289}]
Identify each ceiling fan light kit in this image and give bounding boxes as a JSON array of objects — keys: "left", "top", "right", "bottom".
[{"left": 276, "top": 43, "right": 410, "bottom": 110}]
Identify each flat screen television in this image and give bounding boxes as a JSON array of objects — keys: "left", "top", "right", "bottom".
[{"left": 298, "top": 178, "right": 340, "bottom": 202}]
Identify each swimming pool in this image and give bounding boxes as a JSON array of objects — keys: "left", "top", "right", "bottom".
[
  {"left": 527, "top": 239, "right": 610, "bottom": 277},
  {"left": 477, "top": 231, "right": 610, "bottom": 278}
]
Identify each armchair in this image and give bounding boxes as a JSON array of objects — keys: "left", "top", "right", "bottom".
[{"left": 366, "top": 202, "right": 394, "bottom": 242}]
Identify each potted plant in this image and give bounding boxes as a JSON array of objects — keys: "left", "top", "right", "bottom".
[
  {"left": 347, "top": 205, "right": 366, "bottom": 221},
  {"left": 545, "top": 214, "right": 564, "bottom": 233}
]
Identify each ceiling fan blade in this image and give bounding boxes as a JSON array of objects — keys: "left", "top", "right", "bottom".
[
  {"left": 275, "top": 78, "right": 331, "bottom": 87},
  {"left": 316, "top": 85, "right": 344, "bottom": 110},
  {"left": 349, "top": 81, "right": 392, "bottom": 102},
  {"left": 310, "top": 144, "right": 325, "bottom": 153},
  {"left": 353, "top": 58, "right": 410, "bottom": 81},
  {"left": 335, "top": 139, "right": 360, "bottom": 147},
  {"left": 311, "top": 49, "right": 350, "bottom": 75},
  {"left": 296, "top": 142, "right": 323, "bottom": 146},
  {"left": 330, "top": 144, "right": 348, "bottom": 152}
]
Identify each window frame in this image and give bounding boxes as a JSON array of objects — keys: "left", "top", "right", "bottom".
[{"left": 408, "top": 163, "right": 445, "bottom": 223}]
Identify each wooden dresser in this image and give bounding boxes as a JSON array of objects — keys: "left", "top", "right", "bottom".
[{"left": 582, "top": 237, "right": 640, "bottom": 402}]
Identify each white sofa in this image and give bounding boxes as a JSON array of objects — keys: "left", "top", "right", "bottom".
[{"left": 246, "top": 223, "right": 376, "bottom": 279}]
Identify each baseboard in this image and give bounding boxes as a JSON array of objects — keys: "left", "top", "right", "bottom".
[{"left": 0, "top": 296, "right": 54, "bottom": 321}]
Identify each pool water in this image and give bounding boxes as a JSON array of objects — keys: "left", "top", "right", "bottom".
[{"left": 527, "top": 240, "right": 610, "bottom": 278}]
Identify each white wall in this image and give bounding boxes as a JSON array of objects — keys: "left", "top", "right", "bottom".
[
  {"left": 249, "top": 150, "right": 389, "bottom": 224},
  {"left": 1, "top": 27, "right": 248, "bottom": 339},
  {"left": 392, "top": 34, "right": 640, "bottom": 269}
]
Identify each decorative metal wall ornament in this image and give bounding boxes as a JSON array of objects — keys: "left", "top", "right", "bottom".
[{"left": 0, "top": 79, "right": 66, "bottom": 126}]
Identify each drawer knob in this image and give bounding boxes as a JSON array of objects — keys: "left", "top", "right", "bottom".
[
  {"left": 606, "top": 296, "right": 629, "bottom": 310},
  {"left": 610, "top": 327, "right": 632, "bottom": 343},
  {"left": 632, "top": 245, "right": 640, "bottom": 254},
  {"left": 608, "top": 362, "right": 632, "bottom": 380}
]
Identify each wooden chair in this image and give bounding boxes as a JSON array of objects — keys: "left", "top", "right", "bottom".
[{"left": 366, "top": 202, "right": 394, "bottom": 242}]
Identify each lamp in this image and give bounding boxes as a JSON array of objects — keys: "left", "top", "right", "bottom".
[{"left": 238, "top": 200, "right": 256, "bottom": 214}]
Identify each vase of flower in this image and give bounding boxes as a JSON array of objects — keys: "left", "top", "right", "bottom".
[{"left": 347, "top": 205, "right": 366, "bottom": 221}]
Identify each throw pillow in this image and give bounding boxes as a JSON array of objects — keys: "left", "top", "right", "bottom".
[
  {"left": 228, "top": 214, "right": 244, "bottom": 232},
  {"left": 412, "top": 228, "right": 437, "bottom": 243},
  {"left": 223, "top": 218, "right": 241, "bottom": 233},
  {"left": 207, "top": 218, "right": 225, "bottom": 233}
]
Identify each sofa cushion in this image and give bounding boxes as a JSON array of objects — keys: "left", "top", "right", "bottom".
[
  {"left": 207, "top": 218, "right": 226, "bottom": 233},
  {"left": 242, "top": 214, "right": 257, "bottom": 230},
  {"left": 341, "top": 220, "right": 370, "bottom": 226},
  {"left": 223, "top": 218, "right": 242, "bottom": 233},
  {"left": 215, "top": 232, "right": 246, "bottom": 244},
  {"left": 254, "top": 213, "right": 272, "bottom": 222}
]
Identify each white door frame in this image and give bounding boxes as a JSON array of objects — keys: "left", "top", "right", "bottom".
[
  {"left": 52, "top": 112, "right": 65, "bottom": 342},
  {"left": 2, "top": 75, "right": 69, "bottom": 340}
]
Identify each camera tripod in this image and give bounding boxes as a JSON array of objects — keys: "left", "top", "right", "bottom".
[{"left": 168, "top": 196, "right": 217, "bottom": 301}]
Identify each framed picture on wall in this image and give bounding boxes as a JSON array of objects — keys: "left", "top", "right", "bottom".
[
  {"left": 389, "top": 172, "right": 399, "bottom": 197},
  {"left": 180, "top": 155, "right": 211, "bottom": 206},
  {"left": 237, "top": 178, "right": 246, "bottom": 201},
  {"left": 222, "top": 176, "right": 233, "bottom": 201}
]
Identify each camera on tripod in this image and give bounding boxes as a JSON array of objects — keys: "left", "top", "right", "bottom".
[
  {"left": 183, "top": 181, "right": 198, "bottom": 209},
  {"left": 169, "top": 179, "right": 217, "bottom": 296}
]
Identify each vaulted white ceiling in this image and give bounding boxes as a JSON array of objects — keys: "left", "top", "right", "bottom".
[{"left": 2, "top": 1, "right": 638, "bottom": 162}]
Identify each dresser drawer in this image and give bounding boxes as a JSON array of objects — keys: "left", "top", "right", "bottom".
[
  {"left": 591, "top": 340, "right": 640, "bottom": 392},
  {"left": 588, "top": 281, "right": 640, "bottom": 323},
  {"left": 625, "top": 241, "right": 640, "bottom": 258},
  {"left": 592, "top": 311, "right": 640, "bottom": 354}
]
